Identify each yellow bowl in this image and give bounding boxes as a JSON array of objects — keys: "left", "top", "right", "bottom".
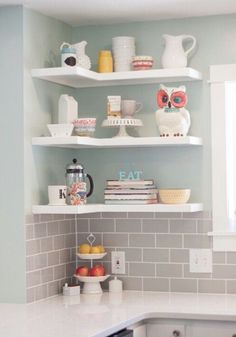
[{"left": 158, "top": 189, "right": 191, "bottom": 204}]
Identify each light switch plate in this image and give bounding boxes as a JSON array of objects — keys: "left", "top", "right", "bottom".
[{"left": 189, "top": 249, "right": 212, "bottom": 273}]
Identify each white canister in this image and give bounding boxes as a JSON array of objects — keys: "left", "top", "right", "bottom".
[
  {"left": 58, "top": 94, "right": 78, "bottom": 124},
  {"left": 48, "top": 185, "right": 66, "bottom": 205},
  {"left": 60, "top": 42, "right": 76, "bottom": 67},
  {"left": 109, "top": 276, "right": 123, "bottom": 293}
]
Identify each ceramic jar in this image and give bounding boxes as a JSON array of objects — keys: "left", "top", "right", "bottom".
[{"left": 98, "top": 50, "right": 113, "bottom": 73}]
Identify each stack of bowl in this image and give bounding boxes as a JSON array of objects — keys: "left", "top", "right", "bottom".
[
  {"left": 73, "top": 118, "right": 96, "bottom": 137},
  {"left": 112, "top": 36, "right": 135, "bottom": 72},
  {"left": 132, "top": 56, "right": 154, "bottom": 70}
]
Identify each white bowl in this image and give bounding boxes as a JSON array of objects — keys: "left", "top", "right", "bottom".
[{"left": 47, "top": 124, "right": 74, "bottom": 137}]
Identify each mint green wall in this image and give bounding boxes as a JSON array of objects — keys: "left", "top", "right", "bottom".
[
  {"left": 72, "top": 15, "right": 236, "bottom": 208},
  {"left": 0, "top": 6, "right": 75, "bottom": 303},
  {"left": 23, "top": 8, "right": 75, "bottom": 213},
  {"left": 0, "top": 6, "right": 25, "bottom": 303}
]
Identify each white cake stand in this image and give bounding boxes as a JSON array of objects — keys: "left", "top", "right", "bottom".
[
  {"left": 102, "top": 118, "right": 143, "bottom": 137},
  {"left": 74, "top": 274, "right": 110, "bottom": 294}
]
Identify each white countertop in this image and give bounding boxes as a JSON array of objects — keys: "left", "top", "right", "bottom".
[{"left": 1, "top": 291, "right": 236, "bottom": 337}]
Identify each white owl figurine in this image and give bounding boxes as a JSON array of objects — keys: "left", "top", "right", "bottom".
[{"left": 155, "top": 84, "right": 190, "bottom": 137}]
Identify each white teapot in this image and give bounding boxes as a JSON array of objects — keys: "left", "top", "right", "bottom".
[{"left": 161, "top": 34, "right": 197, "bottom": 69}]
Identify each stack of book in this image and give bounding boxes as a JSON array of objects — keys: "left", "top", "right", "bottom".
[{"left": 104, "top": 180, "right": 158, "bottom": 204}]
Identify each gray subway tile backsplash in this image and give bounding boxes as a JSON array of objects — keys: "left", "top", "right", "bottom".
[
  {"left": 170, "top": 249, "right": 189, "bottom": 263},
  {"left": 25, "top": 214, "right": 76, "bottom": 303},
  {"left": 90, "top": 218, "right": 115, "bottom": 232},
  {"left": 25, "top": 210, "right": 236, "bottom": 303},
  {"left": 213, "top": 264, "right": 236, "bottom": 279},
  {"left": 130, "top": 233, "right": 155, "bottom": 247},
  {"left": 183, "top": 234, "right": 211, "bottom": 249},
  {"left": 116, "top": 218, "right": 141, "bottom": 232},
  {"left": 117, "top": 247, "right": 142, "bottom": 261},
  {"left": 156, "top": 263, "right": 182, "bottom": 278},
  {"left": 198, "top": 279, "right": 226, "bottom": 294},
  {"left": 170, "top": 278, "right": 197, "bottom": 293},
  {"left": 142, "top": 219, "right": 168, "bottom": 233},
  {"left": 130, "top": 262, "right": 155, "bottom": 277},
  {"left": 169, "top": 219, "right": 196, "bottom": 233},
  {"left": 143, "top": 248, "right": 169, "bottom": 262},
  {"left": 156, "top": 233, "right": 182, "bottom": 248},
  {"left": 104, "top": 233, "right": 129, "bottom": 247},
  {"left": 143, "top": 278, "right": 169, "bottom": 292}
]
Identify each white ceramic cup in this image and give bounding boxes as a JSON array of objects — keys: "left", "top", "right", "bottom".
[
  {"left": 48, "top": 185, "right": 66, "bottom": 205},
  {"left": 121, "top": 100, "right": 143, "bottom": 117}
]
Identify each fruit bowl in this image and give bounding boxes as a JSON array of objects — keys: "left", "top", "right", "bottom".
[
  {"left": 77, "top": 252, "right": 107, "bottom": 260},
  {"left": 74, "top": 274, "right": 110, "bottom": 294}
]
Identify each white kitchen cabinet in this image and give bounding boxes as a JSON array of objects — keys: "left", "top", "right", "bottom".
[
  {"left": 186, "top": 320, "right": 236, "bottom": 337},
  {"left": 31, "top": 65, "right": 203, "bottom": 215},
  {"left": 147, "top": 320, "right": 186, "bottom": 337},
  {"left": 137, "top": 319, "right": 236, "bottom": 337}
]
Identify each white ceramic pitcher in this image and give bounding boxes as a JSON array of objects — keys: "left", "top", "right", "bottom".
[
  {"left": 161, "top": 34, "right": 197, "bottom": 69},
  {"left": 71, "top": 41, "right": 91, "bottom": 70}
]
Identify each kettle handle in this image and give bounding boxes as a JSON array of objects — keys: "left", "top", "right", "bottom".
[
  {"left": 86, "top": 174, "right": 94, "bottom": 198},
  {"left": 182, "top": 35, "right": 197, "bottom": 56}
]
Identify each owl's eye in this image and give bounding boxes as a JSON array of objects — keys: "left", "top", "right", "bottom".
[
  {"left": 157, "top": 89, "right": 169, "bottom": 108},
  {"left": 171, "top": 91, "right": 187, "bottom": 108},
  {"left": 173, "top": 96, "right": 182, "bottom": 103},
  {"left": 162, "top": 95, "right": 168, "bottom": 103}
]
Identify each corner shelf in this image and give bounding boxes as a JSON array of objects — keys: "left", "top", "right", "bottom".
[
  {"left": 31, "top": 66, "right": 202, "bottom": 88},
  {"left": 32, "top": 203, "right": 203, "bottom": 214},
  {"left": 32, "top": 136, "right": 203, "bottom": 149}
]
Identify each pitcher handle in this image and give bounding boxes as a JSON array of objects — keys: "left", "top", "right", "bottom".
[
  {"left": 86, "top": 174, "right": 94, "bottom": 198},
  {"left": 183, "top": 35, "right": 197, "bottom": 56},
  {"left": 60, "top": 42, "right": 71, "bottom": 51},
  {"left": 135, "top": 102, "right": 143, "bottom": 113}
]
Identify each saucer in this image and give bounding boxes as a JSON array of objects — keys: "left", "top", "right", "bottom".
[{"left": 48, "top": 203, "right": 66, "bottom": 206}]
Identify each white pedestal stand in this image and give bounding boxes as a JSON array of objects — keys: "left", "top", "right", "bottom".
[{"left": 102, "top": 118, "right": 143, "bottom": 137}]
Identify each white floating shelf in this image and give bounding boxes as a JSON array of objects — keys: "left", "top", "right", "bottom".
[
  {"left": 32, "top": 136, "right": 202, "bottom": 149},
  {"left": 31, "top": 66, "right": 202, "bottom": 88},
  {"left": 32, "top": 203, "right": 203, "bottom": 214}
]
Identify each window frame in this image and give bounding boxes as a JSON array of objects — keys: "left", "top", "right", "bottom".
[{"left": 210, "top": 64, "right": 236, "bottom": 251}]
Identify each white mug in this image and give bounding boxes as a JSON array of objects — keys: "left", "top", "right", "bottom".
[
  {"left": 48, "top": 185, "right": 66, "bottom": 205},
  {"left": 121, "top": 100, "right": 143, "bottom": 117}
]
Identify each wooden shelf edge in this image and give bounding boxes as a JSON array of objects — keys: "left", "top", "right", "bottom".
[{"left": 32, "top": 203, "right": 203, "bottom": 214}]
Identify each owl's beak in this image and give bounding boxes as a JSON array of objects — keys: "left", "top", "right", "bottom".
[{"left": 168, "top": 101, "right": 172, "bottom": 108}]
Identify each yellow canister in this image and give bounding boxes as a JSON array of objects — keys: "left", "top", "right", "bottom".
[{"left": 98, "top": 50, "right": 113, "bottom": 73}]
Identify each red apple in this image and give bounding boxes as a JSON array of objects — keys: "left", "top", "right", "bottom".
[
  {"left": 90, "top": 264, "right": 105, "bottom": 277},
  {"left": 75, "top": 266, "right": 89, "bottom": 276}
]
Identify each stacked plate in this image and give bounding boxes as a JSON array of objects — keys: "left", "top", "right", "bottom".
[{"left": 112, "top": 36, "right": 135, "bottom": 72}]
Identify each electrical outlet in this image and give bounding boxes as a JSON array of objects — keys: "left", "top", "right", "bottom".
[
  {"left": 111, "top": 251, "right": 125, "bottom": 274},
  {"left": 189, "top": 249, "right": 212, "bottom": 273}
]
